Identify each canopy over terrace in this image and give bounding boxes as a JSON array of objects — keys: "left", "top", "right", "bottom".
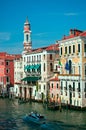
[{"left": 21, "top": 76, "right": 41, "bottom": 82}]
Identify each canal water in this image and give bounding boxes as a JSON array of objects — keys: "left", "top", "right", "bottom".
[{"left": 0, "top": 98, "right": 86, "bottom": 130}]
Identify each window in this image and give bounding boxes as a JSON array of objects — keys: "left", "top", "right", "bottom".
[
  {"left": 39, "top": 55, "right": 41, "bottom": 61},
  {"left": 85, "top": 93, "right": 86, "bottom": 98},
  {"left": 50, "top": 54, "right": 52, "bottom": 60},
  {"left": 69, "top": 60, "right": 72, "bottom": 74},
  {"left": 60, "top": 47, "right": 62, "bottom": 55},
  {"left": 84, "top": 64, "right": 86, "bottom": 76},
  {"left": 44, "top": 85, "right": 45, "bottom": 90},
  {"left": 44, "top": 63, "right": 45, "bottom": 72},
  {"left": 52, "top": 83, "right": 53, "bottom": 88},
  {"left": 65, "top": 81, "right": 67, "bottom": 90},
  {"left": 43, "top": 55, "right": 45, "bottom": 60},
  {"left": 84, "top": 83, "right": 86, "bottom": 92},
  {"left": 6, "top": 77, "right": 10, "bottom": 82},
  {"left": 84, "top": 44, "right": 86, "bottom": 52},
  {"left": 69, "top": 46, "right": 71, "bottom": 54},
  {"left": 6, "top": 69, "right": 9, "bottom": 73},
  {"left": 78, "top": 44, "right": 80, "bottom": 52},
  {"left": 56, "top": 65, "right": 58, "bottom": 70},
  {"left": 32, "top": 56, "right": 33, "bottom": 62},
  {"left": 61, "top": 81, "right": 63, "bottom": 89},
  {"left": 26, "top": 34, "right": 28, "bottom": 42},
  {"left": 57, "top": 83, "right": 58, "bottom": 88},
  {"left": 6, "top": 61, "right": 9, "bottom": 66},
  {"left": 65, "top": 47, "right": 67, "bottom": 54},
  {"left": 78, "top": 82, "right": 81, "bottom": 92},
  {"left": 79, "top": 66, "right": 80, "bottom": 75},
  {"left": 73, "top": 82, "right": 75, "bottom": 91},
  {"left": 50, "top": 63, "right": 53, "bottom": 71},
  {"left": 73, "top": 45, "right": 75, "bottom": 53}
]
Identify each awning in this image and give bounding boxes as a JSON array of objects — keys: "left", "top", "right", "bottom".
[
  {"left": 24, "top": 64, "right": 41, "bottom": 70},
  {"left": 30, "top": 65, "right": 35, "bottom": 69},
  {"left": 34, "top": 64, "right": 41, "bottom": 69},
  {"left": 24, "top": 65, "right": 30, "bottom": 70},
  {"left": 21, "top": 76, "right": 41, "bottom": 81}
]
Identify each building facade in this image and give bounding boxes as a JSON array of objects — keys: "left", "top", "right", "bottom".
[
  {"left": 58, "top": 29, "right": 86, "bottom": 108},
  {"left": 14, "top": 18, "right": 59, "bottom": 101},
  {"left": 20, "top": 44, "right": 59, "bottom": 101},
  {"left": 0, "top": 52, "right": 15, "bottom": 96},
  {"left": 13, "top": 18, "right": 86, "bottom": 108},
  {"left": 14, "top": 55, "right": 23, "bottom": 97}
]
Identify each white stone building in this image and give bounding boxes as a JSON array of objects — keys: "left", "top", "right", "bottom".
[
  {"left": 14, "top": 55, "right": 23, "bottom": 97},
  {"left": 16, "top": 18, "right": 59, "bottom": 101},
  {"left": 58, "top": 29, "right": 86, "bottom": 108}
]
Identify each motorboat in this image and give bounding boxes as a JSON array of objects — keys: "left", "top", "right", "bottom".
[{"left": 23, "top": 111, "right": 46, "bottom": 125}]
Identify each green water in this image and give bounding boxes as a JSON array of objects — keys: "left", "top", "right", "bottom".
[{"left": 0, "top": 98, "right": 86, "bottom": 130}]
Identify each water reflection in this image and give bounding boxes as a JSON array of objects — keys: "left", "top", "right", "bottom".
[{"left": 0, "top": 99, "right": 86, "bottom": 130}]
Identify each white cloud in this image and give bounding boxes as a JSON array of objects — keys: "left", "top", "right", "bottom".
[
  {"left": 33, "top": 32, "right": 56, "bottom": 37},
  {"left": 64, "top": 13, "right": 78, "bottom": 16},
  {"left": 0, "top": 32, "right": 11, "bottom": 42}
]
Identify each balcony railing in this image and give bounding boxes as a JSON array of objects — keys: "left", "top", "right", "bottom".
[{"left": 25, "top": 71, "right": 41, "bottom": 76}]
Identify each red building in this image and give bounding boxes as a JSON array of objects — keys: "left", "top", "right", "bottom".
[{"left": 0, "top": 52, "right": 20, "bottom": 96}]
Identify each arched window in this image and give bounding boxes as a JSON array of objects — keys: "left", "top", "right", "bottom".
[
  {"left": 84, "top": 63, "right": 86, "bottom": 77},
  {"left": 50, "top": 63, "right": 53, "bottom": 71},
  {"left": 26, "top": 34, "right": 28, "bottom": 42},
  {"left": 44, "top": 63, "right": 45, "bottom": 72},
  {"left": 69, "top": 60, "right": 72, "bottom": 74},
  {"left": 73, "top": 82, "right": 75, "bottom": 91}
]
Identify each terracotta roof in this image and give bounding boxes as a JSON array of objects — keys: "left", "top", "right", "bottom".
[
  {"left": 31, "top": 44, "right": 59, "bottom": 53},
  {"left": 62, "top": 29, "right": 86, "bottom": 40},
  {"left": 50, "top": 77, "right": 60, "bottom": 81},
  {"left": 79, "top": 31, "right": 86, "bottom": 36},
  {"left": 0, "top": 52, "right": 21, "bottom": 60},
  {"left": 62, "top": 34, "right": 75, "bottom": 40}
]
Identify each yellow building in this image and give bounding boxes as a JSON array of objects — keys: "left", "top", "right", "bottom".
[{"left": 58, "top": 29, "right": 86, "bottom": 108}]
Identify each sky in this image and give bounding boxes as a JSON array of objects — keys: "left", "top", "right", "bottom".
[{"left": 0, "top": 0, "right": 86, "bottom": 54}]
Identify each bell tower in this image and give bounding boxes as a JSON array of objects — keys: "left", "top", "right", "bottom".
[{"left": 23, "top": 17, "right": 32, "bottom": 53}]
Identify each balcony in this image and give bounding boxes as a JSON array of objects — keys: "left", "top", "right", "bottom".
[{"left": 25, "top": 71, "right": 41, "bottom": 77}]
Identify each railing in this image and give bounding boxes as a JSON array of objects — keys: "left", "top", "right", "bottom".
[
  {"left": 26, "top": 60, "right": 41, "bottom": 63},
  {"left": 25, "top": 71, "right": 41, "bottom": 76}
]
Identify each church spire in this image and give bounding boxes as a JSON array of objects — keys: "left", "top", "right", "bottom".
[{"left": 25, "top": 16, "right": 29, "bottom": 24}]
